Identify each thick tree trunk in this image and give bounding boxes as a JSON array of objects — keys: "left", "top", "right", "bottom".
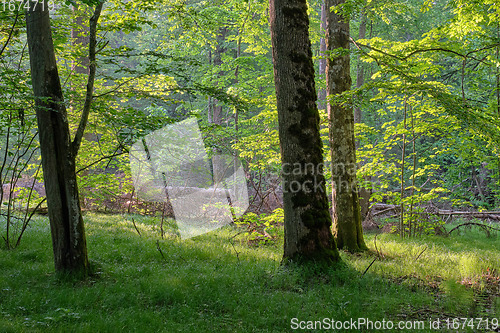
[
  {"left": 270, "top": 0, "right": 340, "bottom": 264},
  {"left": 326, "top": 0, "right": 367, "bottom": 252},
  {"left": 26, "top": 5, "right": 89, "bottom": 275}
]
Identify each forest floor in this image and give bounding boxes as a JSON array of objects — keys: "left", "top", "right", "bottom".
[{"left": 0, "top": 213, "right": 499, "bottom": 332}]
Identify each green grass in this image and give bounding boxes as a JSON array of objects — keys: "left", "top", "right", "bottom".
[{"left": 1, "top": 214, "right": 499, "bottom": 332}]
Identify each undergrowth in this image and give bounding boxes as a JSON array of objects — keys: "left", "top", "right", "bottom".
[{"left": 0, "top": 214, "right": 498, "bottom": 332}]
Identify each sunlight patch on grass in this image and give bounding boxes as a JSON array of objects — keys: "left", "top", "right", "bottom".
[{"left": 0, "top": 214, "right": 498, "bottom": 332}]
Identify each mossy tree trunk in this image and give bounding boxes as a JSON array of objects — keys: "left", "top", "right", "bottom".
[
  {"left": 26, "top": 3, "right": 102, "bottom": 276},
  {"left": 326, "top": 0, "right": 368, "bottom": 252},
  {"left": 269, "top": 0, "right": 340, "bottom": 264}
]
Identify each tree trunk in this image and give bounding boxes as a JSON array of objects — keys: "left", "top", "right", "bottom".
[
  {"left": 212, "top": 27, "right": 227, "bottom": 126},
  {"left": 26, "top": 5, "right": 89, "bottom": 276},
  {"left": 354, "top": 10, "right": 365, "bottom": 125},
  {"left": 326, "top": 0, "right": 367, "bottom": 252},
  {"left": 317, "top": 0, "right": 327, "bottom": 110},
  {"left": 270, "top": 0, "right": 340, "bottom": 264},
  {"left": 355, "top": 9, "right": 371, "bottom": 221},
  {"left": 71, "top": 5, "right": 90, "bottom": 75}
]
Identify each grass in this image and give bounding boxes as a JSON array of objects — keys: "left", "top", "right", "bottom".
[{"left": 0, "top": 214, "right": 499, "bottom": 332}]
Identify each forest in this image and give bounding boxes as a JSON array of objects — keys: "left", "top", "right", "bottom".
[{"left": 1, "top": 0, "right": 500, "bottom": 331}]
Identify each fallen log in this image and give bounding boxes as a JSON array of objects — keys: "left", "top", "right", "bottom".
[
  {"left": 370, "top": 203, "right": 399, "bottom": 217},
  {"left": 435, "top": 210, "right": 500, "bottom": 219},
  {"left": 368, "top": 204, "right": 500, "bottom": 221}
]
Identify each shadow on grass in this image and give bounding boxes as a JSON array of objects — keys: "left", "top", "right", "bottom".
[{"left": 0, "top": 214, "right": 498, "bottom": 332}]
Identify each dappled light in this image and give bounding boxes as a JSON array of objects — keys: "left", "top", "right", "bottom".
[{"left": 1, "top": 0, "right": 500, "bottom": 330}]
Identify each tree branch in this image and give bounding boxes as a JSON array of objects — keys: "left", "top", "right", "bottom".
[
  {"left": 0, "top": 12, "right": 19, "bottom": 58},
  {"left": 76, "top": 151, "right": 126, "bottom": 174},
  {"left": 93, "top": 76, "right": 141, "bottom": 99},
  {"left": 72, "top": 2, "right": 103, "bottom": 156},
  {"left": 448, "top": 222, "right": 500, "bottom": 236},
  {"left": 353, "top": 39, "right": 496, "bottom": 65},
  {"left": 401, "top": 47, "right": 465, "bottom": 61}
]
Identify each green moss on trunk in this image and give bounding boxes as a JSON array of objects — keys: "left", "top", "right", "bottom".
[{"left": 270, "top": 0, "right": 341, "bottom": 265}]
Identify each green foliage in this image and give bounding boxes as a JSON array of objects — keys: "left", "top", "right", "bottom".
[
  {"left": 352, "top": 0, "right": 500, "bottom": 228},
  {"left": 236, "top": 208, "right": 284, "bottom": 246},
  {"left": 0, "top": 11, "right": 42, "bottom": 249},
  {"left": 65, "top": 0, "right": 103, "bottom": 6},
  {"left": 3, "top": 0, "right": 500, "bottom": 265}
]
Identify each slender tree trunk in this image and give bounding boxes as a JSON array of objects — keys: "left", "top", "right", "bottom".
[
  {"left": 355, "top": 10, "right": 371, "bottom": 221},
  {"left": 71, "top": 5, "right": 90, "bottom": 75},
  {"left": 326, "top": 0, "right": 367, "bottom": 251},
  {"left": 400, "top": 96, "right": 407, "bottom": 238},
  {"left": 317, "top": 1, "right": 327, "bottom": 110},
  {"left": 354, "top": 11, "right": 365, "bottom": 125},
  {"left": 212, "top": 27, "right": 227, "bottom": 126},
  {"left": 26, "top": 4, "right": 95, "bottom": 276},
  {"left": 70, "top": 5, "right": 95, "bottom": 187},
  {"left": 270, "top": 0, "right": 340, "bottom": 264}
]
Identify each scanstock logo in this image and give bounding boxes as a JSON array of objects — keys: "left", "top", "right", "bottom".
[{"left": 129, "top": 118, "right": 249, "bottom": 239}]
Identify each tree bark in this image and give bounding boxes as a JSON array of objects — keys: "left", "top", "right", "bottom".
[
  {"left": 355, "top": 9, "right": 371, "bottom": 221},
  {"left": 26, "top": 4, "right": 89, "bottom": 276},
  {"left": 212, "top": 27, "right": 227, "bottom": 126},
  {"left": 354, "top": 10, "right": 366, "bottom": 125},
  {"left": 317, "top": 1, "right": 327, "bottom": 110},
  {"left": 270, "top": 0, "right": 340, "bottom": 264},
  {"left": 326, "top": 0, "right": 367, "bottom": 251},
  {"left": 71, "top": 5, "right": 90, "bottom": 75}
]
